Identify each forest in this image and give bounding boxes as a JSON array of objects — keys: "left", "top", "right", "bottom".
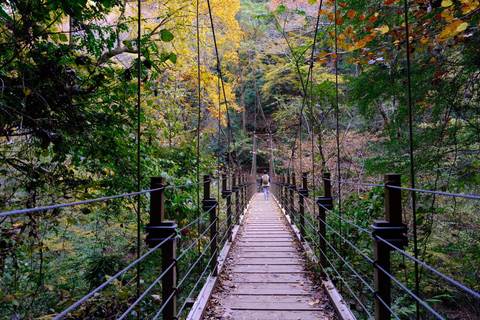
[{"left": 1, "top": 0, "right": 479, "bottom": 318}]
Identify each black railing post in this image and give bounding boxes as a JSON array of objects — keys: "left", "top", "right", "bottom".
[
  {"left": 316, "top": 172, "right": 333, "bottom": 269},
  {"left": 298, "top": 173, "right": 309, "bottom": 240},
  {"left": 232, "top": 175, "right": 239, "bottom": 223},
  {"left": 221, "top": 174, "right": 233, "bottom": 241},
  {"left": 202, "top": 175, "right": 219, "bottom": 276},
  {"left": 145, "top": 177, "right": 177, "bottom": 320},
  {"left": 240, "top": 175, "right": 245, "bottom": 213},
  {"left": 286, "top": 175, "right": 291, "bottom": 216},
  {"left": 372, "top": 174, "right": 408, "bottom": 320},
  {"left": 290, "top": 174, "right": 297, "bottom": 222}
]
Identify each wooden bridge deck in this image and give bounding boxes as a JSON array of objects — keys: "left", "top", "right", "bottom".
[{"left": 203, "top": 193, "right": 336, "bottom": 320}]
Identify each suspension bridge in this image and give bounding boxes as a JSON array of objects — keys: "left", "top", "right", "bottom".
[
  {"left": 2, "top": 0, "right": 480, "bottom": 318},
  {"left": 2, "top": 170, "right": 480, "bottom": 319}
]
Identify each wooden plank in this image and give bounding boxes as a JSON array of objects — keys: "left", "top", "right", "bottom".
[
  {"left": 231, "top": 273, "right": 306, "bottom": 283},
  {"left": 234, "top": 257, "right": 303, "bottom": 265},
  {"left": 232, "top": 265, "right": 305, "bottom": 273},
  {"left": 229, "top": 282, "right": 313, "bottom": 295},
  {"left": 228, "top": 310, "right": 328, "bottom": 320}
]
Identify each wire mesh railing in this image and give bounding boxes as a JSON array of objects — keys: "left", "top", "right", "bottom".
[
  {"left": 271, "top": 172, "right": 480, "bottom": 320},
  {"left": 0, "top": 173, "right": 256, "bottom": 319}
]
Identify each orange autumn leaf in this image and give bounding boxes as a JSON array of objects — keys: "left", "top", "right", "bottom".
[
  {"left": 377, "top": 25, "right": 390, "bottom": 34},
  {"left": 338, "top": 33, "right": 346, "bottom": 40},
  {"left": 384, "top": 0, "right": 393, "bottom": 4},
  {"left": 358, "top": 14, "right": 366, "bottom": 20},
  {"left": 328, "top": 13, "right": 335, "bottom": 20},
  {"left": 436, "top": 19, "right": 466, "bottom": 41},
  {"left": 317, "top": 52, "right": 328, "bottom": 58},
  {"left": 318, "top": 9, "right": 330, "bottom": 15},
  {"left": 336, "top": 16, "right": 344, "bottom": 25},
  {"left": 358, "top": 39, "right": 367, "bottom": 48},
  {"left": 346, "top": 58, "right": 355, "bottom": 63},
  {"left": 369, "top": 15, "right": 378, "bottom": 23},
  {"left": 340, "top": 2, "right": 347, "bottom": 7},
  {"left": 365, "top": 34, "right": 375, "bottom": 42},
  {"left": 347, "top": 10, "right": 356, "bottom": 18},
  {"left": 318, "top": 57, "right": 330, "bottom": 64},
  {"left": 462, "top": 1, "right": 479, "bottom": 14},
  {"left": 331, "top": 53, "right": 338, "bottom": 59},
  {"left": 329, "top": 31, "right": 335, "bottom": 37},
  {"left": 365, "top": 25, "right": 373, "bottom": 31}
]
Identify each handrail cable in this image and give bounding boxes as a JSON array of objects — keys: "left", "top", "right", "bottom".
[
  {"left": 175, "top": 236, "right": 222, "bottom": 318},
  {"left": 53, "top": 233, "right": 175, "bottom": 319},
  {"left": 315, "top": 235, "right": 374, "bottom": 318},
  {"left": 177, "top": 218, "right": 219, "bottom": 288},
  {"left": 297, "top": 199, "right": 374, "bottom": 264},
  {"left": 375, "top": 295, "right": 402, "bottom": 320},
  {"left": 1, "top": 181, "right": 209, "bottom": 218},
  {"left": 177, "top": 216, "right": 217, "bottom": 262},
  {"left": 292, "top": 190, "right": 442, "bottom": 319},
  {"left": 375, "top": 234, "right": 480, "bottom": 299},
  {"left": 293, "top": 183, "right": 480, "bottom": 314},
  {"left": 313, "top": 177, "right": 480, "bottom": 200},
  {"left": 176, "top": 238, "right": 221, "bottom": 316},
  {"left": 117, "top": 261, "right": 176, "bottom": 320},
  {"left": 152, "top": 290, "right": 176, "bottom": 320},
  {"left": 294, "top": 190, "right": 372, "bottom": 235},
  {"left": 375, "top": 263, "right": 445, "bottom": 319},
  {"left": 387, "top": 184, "right": 480, "bottom": 200}
]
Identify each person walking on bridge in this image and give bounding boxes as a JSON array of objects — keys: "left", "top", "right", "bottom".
[{"left": 260, "top": 170, "right": 270, "bottom": 200}]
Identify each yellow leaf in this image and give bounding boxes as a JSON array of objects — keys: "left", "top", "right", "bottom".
[
  {"left": 377, "top": 25, "right": 390, "bottom": 34},
  {"left": 456, "top": 22, "right": 468, "bottom": 32},
  {"left": 462, "top": 1, "right": 479, "bottom": 14},
  {"left": 441, "top": 0, "right": 453, "bottom": 6},
  {"left": 24, "top": 89, "right": 32, "bottom": 96},
  {"left": 430, "top": 57, "right": 437, "bottom": 62}
]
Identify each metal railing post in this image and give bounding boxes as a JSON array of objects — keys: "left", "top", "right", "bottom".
[
  {"left": 316, "top": 172, "right": 333, "bottom": 269},
  {"left": 232, "top": 175, "right": 239, "bottom": 223},
  {"left": 145, "top": 177, "right": 177, "bottom": 320},
  {"left": 298, "top": 173, "right": 309, "bottom": 240},
  {"left": 290, "top": 174, "right": 297, "bottom": 222},
  {"left": 221, "top": 174, "right": 233, "bottom": 241},
  {"left": 372, "top": 174, "right": 408, "bottom": 320},
  {"left": 202, "top": 175, "right": 219, "bottom": 276}
]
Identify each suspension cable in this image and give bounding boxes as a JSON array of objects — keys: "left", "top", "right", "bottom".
[{"left": 402, "top": 0, "right": 420, "bottom": 314}]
